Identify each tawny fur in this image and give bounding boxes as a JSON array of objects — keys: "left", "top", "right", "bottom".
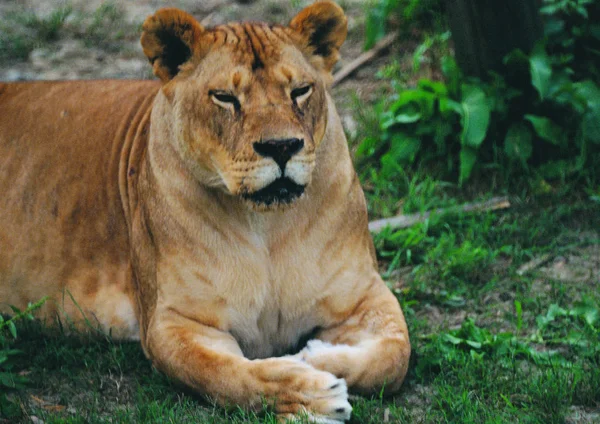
[{"left": 0, "top": 2, "right": 409, "bottom": 422}]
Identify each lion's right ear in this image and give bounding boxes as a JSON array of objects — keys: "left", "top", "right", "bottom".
[
  {"left": 289, "top": 1, "right": 347, "bottom": 72},
  {"left": 141, "top": 8, "right": 204, "bottom": 82}
]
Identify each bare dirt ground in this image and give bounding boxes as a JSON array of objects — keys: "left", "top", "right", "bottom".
[{"left": 0, "top": 0, "right": 402, "bottom": 137}]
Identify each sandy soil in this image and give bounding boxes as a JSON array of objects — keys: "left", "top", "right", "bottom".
[{"left": 0, "top": 0, "right": 403, "bottom": 133}]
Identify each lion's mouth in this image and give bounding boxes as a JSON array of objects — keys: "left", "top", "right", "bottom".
[{"left": 242, "top": 177, "right": 305, "bottom": 206}]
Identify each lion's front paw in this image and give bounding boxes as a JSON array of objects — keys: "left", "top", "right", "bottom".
[
  {"left": 293, "top": 340, "right": 361, "bottom": 382},
  {"left": 251, "top": 358, "right": 352, "bottom": 423}
]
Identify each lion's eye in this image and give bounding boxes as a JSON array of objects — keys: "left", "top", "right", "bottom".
[
  {"left": 291, "top": 85, "right": 313, "bottom": 104},
  {"left": 209, "top": 91, "right": 240, "bottom": 111}
]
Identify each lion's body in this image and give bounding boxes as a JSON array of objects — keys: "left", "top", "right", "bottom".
[
  {"left": 0, "top": 78, "right": 375, "bottom": 355},
  {"left": 0, "top": 80, "right": 157, "bottom": 339},
  {"left": 0, "top": 3, "right": 409, "bottom": 422}
]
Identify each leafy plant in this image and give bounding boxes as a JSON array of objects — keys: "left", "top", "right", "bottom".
[
  {"left": 78, "top": 2, "right": 128, "bottom": 50},
  {"left": 356, "top": 0, "right": 600, "bottom": 191},
  {"left": 420, "top": 299, "right": 600, "bottom": 378},
  {"left": 0, "top": 6, "right": 72, "bottom": 61},
  {"left": 364, "top": 0, "right": 446, "bottom": 49},
  {"left": 0, "top": 297, "right": 47, "bottom": 418}
]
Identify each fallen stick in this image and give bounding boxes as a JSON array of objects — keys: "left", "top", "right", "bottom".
[
  {"left": 332, "top": 31, "right": 399, "bottom": 87},
  {"left": 516, "top": 254, "right": 552, "bottom": 276},
  {"left": 368, "top": 196, "right": 511, "bottom": 234}
]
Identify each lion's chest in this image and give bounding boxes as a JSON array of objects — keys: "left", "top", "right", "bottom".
[
  {"left": 228, "top": 306, "right": 320, "bottom": 359},
  {"left": 160, "top": 236, "right": 328, "bottom": 359},
  {"left": 223, "top": 252, "right": 326, "bottom": 359}
]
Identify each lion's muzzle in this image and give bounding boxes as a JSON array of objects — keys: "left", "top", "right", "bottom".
[
  {"left": 242, "top": 138, "right": 308, "bottom": 206},
  {"left": 253, "top": 138, "right": 304, "bottom": 170},
  {"left": 242, "top": 177, "right": 305, "bottom": 206}
]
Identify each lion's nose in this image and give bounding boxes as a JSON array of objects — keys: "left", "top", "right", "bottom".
[{"left": 253, "top": 138, "right": 304, "bottom": 169}]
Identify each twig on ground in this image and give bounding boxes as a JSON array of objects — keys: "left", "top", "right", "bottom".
[
  {"left": 332, "top": 31, "right": 399, "bottom": 87},
  {"left": 516, "top": 254, "right": 552, "bottom": 276},
  {"left": 368, "top": 196, "right": 511, "bottom": 234}
]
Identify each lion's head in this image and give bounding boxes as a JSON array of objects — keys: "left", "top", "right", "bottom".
[{"left": 141, "top": 1, "right": 347, "bottom": 210}]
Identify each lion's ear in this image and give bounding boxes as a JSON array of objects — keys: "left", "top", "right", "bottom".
[
  {"left": 141, "top": 8, "right": 204, "bottom": 82},
  {"left": 289, "top": 1, "right": 347, "bottom": 72}
]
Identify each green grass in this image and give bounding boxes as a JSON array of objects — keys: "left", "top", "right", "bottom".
[
  {"left": 0, "top": 2, "right": 136, "bottom": 62},
  {"left": 0, "top": 6, "right": 72, "bottom": 61},
  {"left": 76, "top": 2, "right": 133, "bottom": 51},
  {"left": 2, "top": 193, "right": 598, "bottom": 423}
]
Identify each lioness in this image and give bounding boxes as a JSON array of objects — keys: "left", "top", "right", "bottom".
[{"left": 0, "top": 1, "right": 410, "bottom": 422}]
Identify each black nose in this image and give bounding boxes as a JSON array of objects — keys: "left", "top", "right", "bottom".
[{"left": 253, "top": 138, "right": 304, "bottom": 169}]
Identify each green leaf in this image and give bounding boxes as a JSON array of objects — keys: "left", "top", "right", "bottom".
[
  {"left": 460, "top": 84, "right": 491, "bottom": 148},
  {"left": 544, "top": 18, "right": 565, "bottom": 37},
  {"left": 0, "top": 373, "right": 16, "bottom": 388},
  {"left": 590, "top": 24, "right": 600, "bottom": 41},
  {"left": 470, "top": 350, "right": 485, "bottom": 361},
  {"left": 564, "top": 330, "right": 589, "bottom": 348},
  {"left": 380, "top": 153, "right": 404, "bottom": 179},
  {"left": 546, "top": 304, "right": 568, "bottom": 321},
  {"left": 441, "top": 56, "right": 461, "bottom": 98},
  {"left": 537, "top": 160, "right": 571, "bottom": 179},
  {"left": 524, "top": 115, "right": 566, "bottom": 146},
  {"left": 439, "top": 98, "right": 463, "bottom": 116},
  {"left": 515, "top": 300, "right": 523, "bottom": 332},
  {"left": 465, "top": 340, "right": 482, "bottom": 349},
  {"left": 389, "top": 90, "right": 428, "bottom": 112},
  {"left": 7, "top": 321, "right": 17, "bottom": 339},
  {"left": 583, "top": 111, "right": 600, "bottom": 144},
  {"left": 573, "top": 80, "right": 600, "bottom": 108},
  {"left": 530, "top": 44, "right": 553, "bottom": 100},
  {"left": 363, "top": 3, "right": 388, "bottom": 50},
  {"left": 573, "top": 81, "right": 600, "bottom": 143},
  {"left": 547, "top": 70, "right": 574, "bottom": 100},
  {"left": 394, "top": 112, "right": 422, "bottom": 124},
  {"left": 418, "top": 79, "right": 447, "bottom": 96},
  {"left": 459, "top": 146, "right": 477, "bottom": 184},
  {"left": 389, "top": 88, "right": 437, "bottom": 121},
  {"left": 504, "top": 49, "right": 529, "bottom": 71},
  {"left": 389, "top": 91, "right": 417, "bottom": 113},
  {"left": 540, "top": 4, "right": 562, "bottom": 15},
  {"left": 355, "top": 136, "right": 379, "bottom": 157},
  {"left": 577, "top": 81, "right": 600, "bottom": 144},
  {"left": 536, "top": 315, "right": 550, "bottom": 330},
  {"left": 0, "top": 392, "right": 24, "bottom": 419},
  {"left": 570, "top": 300, "right": 599, "bottom": 327},
  {"left": 389, "top": 135, "right": 421, "bottom": 162},
  {"left": 443, "top": 334, "right": 462, "bottom": 345},
  {"left": 433, "top": 121, "right": 453, "bottom": 149},
  {"left": 504, "top": 123, "right": 533, "bottom": 163}
]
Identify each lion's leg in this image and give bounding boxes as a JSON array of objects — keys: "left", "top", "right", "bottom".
[
  {"left": 296, "top": 278, "right": 410, "bottom": 395},
  {"left": 145, "top": 310, "right": 352, "bottom": 422}
]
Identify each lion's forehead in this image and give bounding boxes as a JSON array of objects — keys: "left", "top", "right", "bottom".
[{"left": 206, "top": 23, "right": 293, "bottom": 69}]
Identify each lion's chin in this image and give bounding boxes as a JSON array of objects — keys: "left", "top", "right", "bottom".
[{"left": 241, "top": 177, "right": 306, "bottom": 211}]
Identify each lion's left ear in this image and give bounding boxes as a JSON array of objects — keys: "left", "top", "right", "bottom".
[
  {"left": 141, "top": 8, "right": 204, "bottom": 82},
  {"left": 289, "top": 1, "right": 348, "bottom": 72}
]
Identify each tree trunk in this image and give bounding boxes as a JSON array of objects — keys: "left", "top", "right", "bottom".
[{"left": 446, "top": 0, "right": 543, "bottom": 79}]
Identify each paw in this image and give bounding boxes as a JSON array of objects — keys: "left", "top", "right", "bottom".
[
  {"left": 296, "top": 340, "right": 359, "bottom": 360},
  {"left": 295, "top": 339, "right": 361, "bottom": 366},
  {"left": 291, "top": 339, "right": 370, "bottom": 390},
  {"left": 252, "top": 358, "right": 352, "bottom": 422},
  {"left": 300, "top": 376, "right": 351, "bottom": 423}
]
